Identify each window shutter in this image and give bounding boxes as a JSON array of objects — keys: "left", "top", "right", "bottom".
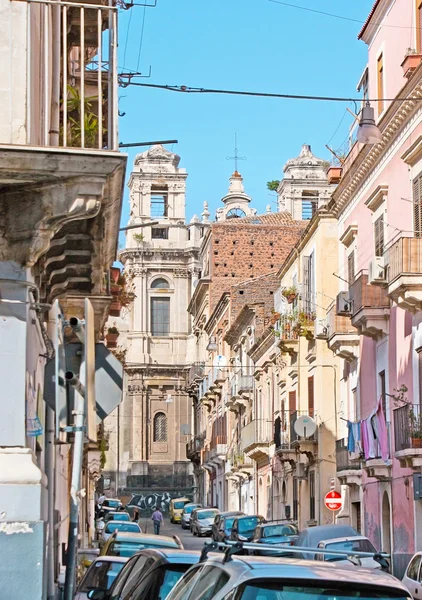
[
  {"left": 414, "top": 175, "right": 422, "bottom": 237},
  {"left": 303, "top": 255, "right": 312, "bottom": 312},
  {"left": 348, "top": 252, "right": 355, "bottom": 283},
  {"left": 308, "top": 376, "right": 314, "bottom": 418},
  {"left": 374, "top": 214, "right": 384, "bottom": 257},
  {"left": 288, "top": 391, "right": 296, "bottom": 415}
]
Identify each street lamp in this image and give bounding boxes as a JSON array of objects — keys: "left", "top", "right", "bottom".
[
  {"left": 357, "top": 103, "right": 382, "bottom": 145},
  {"left": 206, "top": 336, "right": 218, "bottom": 352}
]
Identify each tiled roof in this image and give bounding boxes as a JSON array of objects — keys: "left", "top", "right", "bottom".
[
  {"left": 357, "top": 0, "right": 381, "bottom": 40},
  {"left": 214, "top": 211, "right": 306, "bottom": 227}
]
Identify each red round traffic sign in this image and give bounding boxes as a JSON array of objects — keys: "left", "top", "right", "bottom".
[{"left": 324, "top": 491, "right": 343, "bottom": 511}]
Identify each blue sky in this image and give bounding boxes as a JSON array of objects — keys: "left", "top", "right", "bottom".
[{"left": 117, "top": 0, "right": 374, "bottom": 240}]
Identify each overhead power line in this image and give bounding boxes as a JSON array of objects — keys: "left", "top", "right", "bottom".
[{"left": 120, "top": 81, "right": 422, "bottom": 104}]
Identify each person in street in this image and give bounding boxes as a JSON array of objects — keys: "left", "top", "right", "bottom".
[
  {"left": 133, "top": 506, "right": 140, "bottom": 522},
  {"left": 151, "top": 506, "right": 164, "bottom": 535}
]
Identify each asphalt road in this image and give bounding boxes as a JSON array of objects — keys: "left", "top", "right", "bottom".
[{"left": 137, "top": 517, "right": 210, "bottom": 551}]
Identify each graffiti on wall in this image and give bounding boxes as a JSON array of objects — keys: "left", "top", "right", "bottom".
[{"left": 128, "top": 492, "right": 192, "bottom": 514}]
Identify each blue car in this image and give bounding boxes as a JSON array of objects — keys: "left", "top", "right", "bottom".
[{"left": 250, "top": 521, "right": 299, "bottom": 556}]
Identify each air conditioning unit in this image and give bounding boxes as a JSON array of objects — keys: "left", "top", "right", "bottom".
[
  {"left": 368, "top": 256, "right": 387, "bottom": 285},
  {"left": 315, "top": 319, "right": 328, "bottom": 339},
  {"left": 294, "top": 463, "right": 307, "bottom": 480},
  {"left": 336, "top": 291, "right": 352, "bottom": 316}
]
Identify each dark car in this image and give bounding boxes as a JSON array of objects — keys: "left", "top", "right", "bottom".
[
  {"left": 230, "top": 515, "right": 266, "bottom": 542},
  {"left": 87, "top": 548, "right": 200, "bottom": 600},
  {"left": 250, "top": 521, "right": 299, "bottom": 555},
  {"left": 212, "top": 511, "right": 245, "bottom": 542},
  {"left": 100, "top": 499, "right": 123, "bottom": 515},
  {"left": 294, "top": 524, "right": 360, "bottom": 559}
]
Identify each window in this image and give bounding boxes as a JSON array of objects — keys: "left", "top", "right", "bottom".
[
  {"left": 303, "top": 253, "right": 315, "bottom": 313},
  {"left": 166, "top": 565, "right": 203, "bottom": 600},
  {"left": 79, "top": 560, "right": 126, "bottom": 593},
  {"left": 309, "top": 470, "right": 315, "bottom": 521},
  {"left": 374, "top": 214, "right": 384, "bottom": 257},
  {"left": 189, "top": 566, "right": 229, "bottom": 600},
  {"left": 308, "top": 376, "right": 314, "bottom": 418},
  {"left": 301, "top": 191, "right": 318, "bottom": 220},
  {"left": 348, "top": 251, "right": 355, "bottom": 283},
  {"left": 151, "top": 297, "right": 170, "bottom": 336},
  {"left": 153, "top": 412, "right": 167, "bottom": 442},
  {"left": 414, "top": 174, "right": 422, "bottom": 237},
  {"left": 109, "top": 555, "right": 155, "bottom": 599},
  {"left": 407, "top": 554, "right": 422, "bottom": 580},
  {"left": 226, "top": 208, "right": 246, "bottom": 219},
  {"left": 379, "top": 370, "right": 387, "bottom": 421},
  {"left": 377, "top": 53, "right": 384, "bottom": 115},
  {"left": 152, "top": 228, "right": 168, "bottom": 240},
  {"left": 150, "top": 186, "right": 168, "bottom": 217},
  {"left": 417, "top": 1, "right": 422, "bottom": 53},
  {"left": 151, "top": 278, "right": 170, "bottom": 289},
  {"left": 238, "top": 582, "right": 410, "bottom": 600}
]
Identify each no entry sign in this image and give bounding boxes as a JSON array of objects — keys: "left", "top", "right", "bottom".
[{"left": 324, "top": 490, "right": 343, "bottom": 511}]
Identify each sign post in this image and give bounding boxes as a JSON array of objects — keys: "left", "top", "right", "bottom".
[{"left": 324, "top": 490, "right": 343, "bottom": 523}]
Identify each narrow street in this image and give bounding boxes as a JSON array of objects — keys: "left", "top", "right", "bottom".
[{"left": 137, "top": 518, "right": 209, "bottom": 551}]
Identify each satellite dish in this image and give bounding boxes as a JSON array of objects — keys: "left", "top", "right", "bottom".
[
  {"left": 294, "top": 415, "right": 317, "bottom": 438},
  {"left": 213, "top": 355, "right": 227, "bottom": 368}
]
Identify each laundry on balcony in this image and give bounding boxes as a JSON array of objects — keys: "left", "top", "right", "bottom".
[{"left": 346, "top": 397, "right": 389, "bottom": 462}]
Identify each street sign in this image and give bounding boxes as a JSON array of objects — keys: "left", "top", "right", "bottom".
[
  {"left": 324, "top": 490, "right": 343, "bottom": 511},
  {"left": 213, "top": 355, "right": 227, "bottom": 368}
]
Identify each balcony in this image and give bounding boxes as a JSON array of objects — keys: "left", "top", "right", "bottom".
[
  {"left": 229, "top": 376, "right": 250, "bottom": 409},
  {"left": 393, "top": 404, "right": 422, "bottom": 469},
  {"left": 335, "top": 439, "right": 362, "bottom": 486},
  {"left": 276, "top": 314, "right": 299, "bottom": 355},
  {"left": 240, "top": 419, "right": 273, "bottom": 461},
  {"left": 349, "top": 271, "right": 390, "bottom": 339},
  {"left": 326, "top": 304, "right": 360, "bottom": 361},
  {"left": 186, "top": 435, "right": 205, "bottom": 463},
  {"left": 188, "top": 363, "right": 205, "bottom": 388},
  {"left": 209, "top": 367, "right": 227, "bottom": 391},
  {"left": 385, "top": 236, "right": 422, "bottom": 313},
  {"left": 274, "top": 411, "right": 298, "bottom": 466},
  {"left": 208, "top": 436, "right": 228, "bottom": 465},
  {"left": 289, "top": 411, "right": 318, "bottom": 460}
]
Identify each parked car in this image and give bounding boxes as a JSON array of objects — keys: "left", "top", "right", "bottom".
[
  {"left": 100, "top": 531, "right": 183, "bottom": 558},
  {"left": 100, "top": 499, "right": 123, "bottom": 516},
  {"left": 212, "top": 511, "right": 244, "bottom": 542},
  {"left": 165, "top": 552, "right": 411, "bottom": 600},
  {"left": 230, "top": 515, "right": 266, "bottom": 542},
  {"left": 75, "top": 556, "right": 127, "bottom": 600},
  {"left": 100, "top": 521, "right": 142, "bottom": 547},
  {"left": 181, "top": 503, "right": 202, "bottom": 529},
  {"left": 169, "top": 497, "right": 191, "bottom": 524},
  {"left": 294, "top": 524, "right": 361, "bottom": 559},
  {"left": 104, "top": 511, "right": 131, "bottom": 523},
  {"left": 190, "top": 508, "right": 220, "bottom": 537},
  {"left": 86, "top": 548, "right": 200, "bottom": 600},
  {"left": 315, "top": 536, "right": 387, "bottom": 571},
  {"left": 403, "top": 551, "right": 422, "bottom": 599},
  {"left": 250, "top": 521, "right": 298, "bottom": 555}
]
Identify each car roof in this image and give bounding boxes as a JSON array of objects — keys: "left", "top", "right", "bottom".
[
  {"left": 133, "top": 548, "right": 200, "bottom": 563},
  {"left": 107, "top": 511, "right": 129, "bottom": 516},
  {"left": 171, "top": 497, "right": 190, "bottom": 502},
  {"left": 103, "top": 498, "right": 121, "bottom": 503},
  {"left": 235, "top": 515, "right": 263, "bottom": 521},
  {"left": 320, "top": 536, "right": 370, "bottom": 544},
  {"left": 113, "top": 532, "right": 178, "bottom": 544},
  {"left": 91, "top": 556, "right": 129, "bottom": 564},
  {"left": 220, "top": 512, "right": 244, "bottom": 518},
  {"left": 194, "top": 508, "right": 219, "bottom": 513},
  {"left": 203, "top": 555, "right": 409, "bottom": 591}
]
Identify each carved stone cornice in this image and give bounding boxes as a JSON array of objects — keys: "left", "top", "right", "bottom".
[{"left": 330, "top": 73, "right": 422, "bottom": 216}]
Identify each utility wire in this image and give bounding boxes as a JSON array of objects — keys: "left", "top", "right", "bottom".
[
  {"left": 268, "top": 0, "right": 419, "bottom": 29},
  {"left": 122, "top": 81, "right": 422, "bottom": 104},
  {"left": 137, "top": 5, "right": 148, "bottom": 72}
]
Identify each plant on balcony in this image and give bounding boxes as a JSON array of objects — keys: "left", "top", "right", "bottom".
[
  {"left": 106, "top": 325, "right": 119, "bottom": 348},
  {"left": 409, "top": 409, "right": 422, "bottom": 448},
  {"left": 282, "top": 286, "right": 298, "bottom": 304},
  {"left": 133, "top": 233, "right": 145, "bottom": 246},
  {"left": 61, "top": 85, "right": 103, "bottom": 148}
]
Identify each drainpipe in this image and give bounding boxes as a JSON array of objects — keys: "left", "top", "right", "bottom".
[
  {"left": 49, "top": 0, "right": 61, "bottom": 146},
  {"left": 46, "top": 406, "right": 56, "bottom": 600}
]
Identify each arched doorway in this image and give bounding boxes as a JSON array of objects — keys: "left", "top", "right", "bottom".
[{"left": 382, "top": 492, "right": 392, "bottom": 555}]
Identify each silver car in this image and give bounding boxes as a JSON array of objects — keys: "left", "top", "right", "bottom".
[
  {"left": 181, "top": 503, "right": 202, "bottom": 529},
  {"left": 166, "top": 553, "right": 411, "bottom": 600},
  {"left": 190, "top": 508, "right": 219, "bottom": 537},
  {"left": 403, "top": 551, "right": 422, "bottom": 599},
  {"left": 74, "top": 556, "right": 127, "bottom": 600}
]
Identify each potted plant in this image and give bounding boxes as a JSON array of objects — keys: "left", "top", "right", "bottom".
[
  {"left": 401, "top": 48, "right": 422, "bottom": 79},
  {"left": 327, "top": 164, "right": 343, "bottom": 184},
  {"left": 409, "top": 408, "right": 422, "bottom": 448},
  {"left": 106, "top": 325, "right": 119, "bottom": 348},
  {"left": 282, "top": 286, "right": 298, "bottom": 304}
]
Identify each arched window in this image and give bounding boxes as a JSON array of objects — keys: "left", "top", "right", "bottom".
[
  {"left": 153, "top": 412, "right": 167, "bottom": 442},
  {"left": 151, "top": 278, "right": 170, "bottom": 289}
]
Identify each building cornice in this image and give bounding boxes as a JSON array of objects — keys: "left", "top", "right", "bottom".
[
  {"left": 248, "top": 327, "right": 276, "bottom": 362},
  {"left": 187, "top": 277, "right": 211, "bottom": 316},
  {"left": 224, "top": 305, "right": 257, "bottom": 346},
  {"left": 205, "top": 293, "right": 230, "bottom": 335},
  {"left": 329, "top": 67, "right": 422, "bottom": 217}
]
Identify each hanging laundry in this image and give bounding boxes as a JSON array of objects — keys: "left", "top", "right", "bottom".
[
  {"left": 361, "top": 419, "right": 369, "bottom": 459},
  {"left": 375, "top": 397, "right": 389, "bottom": 462},
  {"left": 366, "top": 414, "right": 378, "bottom": 459},
  {"left": 347, "top": 421, "right": 355, "bottom": 453},
  {"left": 352, "top": 422, "right": 361, "bottom": 454}
]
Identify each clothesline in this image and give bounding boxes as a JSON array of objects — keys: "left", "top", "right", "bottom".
[{"left": 345, "top": 397, "right": 390, "bottom": 463}]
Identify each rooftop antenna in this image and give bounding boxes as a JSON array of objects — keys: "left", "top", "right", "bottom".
[{"left": 226, "top": 133, "right": 246, "bottom": 173}]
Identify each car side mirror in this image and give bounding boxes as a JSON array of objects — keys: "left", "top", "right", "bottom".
[{"left": 87, "top": 590, "right": 106, "bottom": 600}]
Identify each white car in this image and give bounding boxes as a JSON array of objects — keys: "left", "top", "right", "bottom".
[
  {"left": 74, "top": 556, "right": 127, "bottom": 600},
  {"left": 403, "top": 551, "right": 422, "bottom": 599},
  {"left": 314, "top": 536, "right": 386, "bottom": 570},
  {"left": 100, "top": 521, "right": 142, "bottom": 546}
]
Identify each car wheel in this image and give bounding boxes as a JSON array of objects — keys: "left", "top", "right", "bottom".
[{"left": 193, "top": 529, "right": 197, "bottom": 536}]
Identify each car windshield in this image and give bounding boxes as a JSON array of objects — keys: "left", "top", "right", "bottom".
[
  {"left": 105, "top": 523, "right": 140, "bottom": 534},
  {"left": 104, "top": 500, "right": 121, "bottom": 508},
  {"left": 263, "top": 525, "right": 298, "bottom": 538},
  {"left": 225, "top": 518, "right": 235, "bottom": 529},
  {"left": 108, "top": 540, "right": 177, "bottom": 557},
  {"left": 198, "top": 510, "right": 218, "bottom": 520},
  {"left": 238, "top": 517, "right": 259, "bottom": 533},
  {"left": 159, "top": 565, "right": 191, "bottom": 600},
  {"left": 109, "top": 513, "right": 130, "bottom": 521},
  {"left": 239, "top": 582, "right": 409, "bottom": 600},
  {"left": 184, "top": 505, "right": 199, "bottom": 515},
  {"left": 323, "top": 539, "right": 377, "bottom": 561},
  {"left": 78, "top": 560, "right": 125, "bottom": 592},
  {"left": 174, "top": 502, "right": 186, "bottom": 509}
]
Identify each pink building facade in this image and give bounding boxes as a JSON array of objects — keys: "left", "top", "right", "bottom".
[{"left": 331, "top": 0, "right": 422, "bottom": 577}]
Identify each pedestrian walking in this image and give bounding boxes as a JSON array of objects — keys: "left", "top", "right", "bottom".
[{"left": 151, "top": 506, "right": 164, "bottom": 535}]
